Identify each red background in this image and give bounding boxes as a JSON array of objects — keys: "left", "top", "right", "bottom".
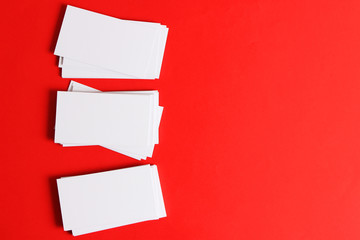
[{"left": 1, "top": 0, "right": 360, "bottom": 239}]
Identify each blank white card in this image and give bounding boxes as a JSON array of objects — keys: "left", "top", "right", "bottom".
[
  {"left": 55, "top": 91, "right": 154, "bottom": 146},
  {"left": 61, "top": 81, "right": 164, "bottom": 160},
  {"left": 55, "top": 5, "right": 165, "bottom": 78},
  {"left": 57, "top": 164, "right": 166, "bottom": 236}
]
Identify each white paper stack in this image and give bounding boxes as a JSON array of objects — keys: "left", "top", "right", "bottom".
[
  {"left": 57, "top": 164, "right": 166, "bottom": 236},
  {"left": 55, "top": 5, "right": 169, "bottom": 79},
  {"left": 54, "top": 81, "right": 163, "bottom": 160}
]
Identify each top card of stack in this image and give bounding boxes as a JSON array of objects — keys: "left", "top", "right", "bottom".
[{"left": 55, "top": 5, "right": 169, "bottom": 79}]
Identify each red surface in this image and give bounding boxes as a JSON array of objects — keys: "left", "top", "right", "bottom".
[{"left": 1, "top": 0, "right": 360, "bottom": 239}]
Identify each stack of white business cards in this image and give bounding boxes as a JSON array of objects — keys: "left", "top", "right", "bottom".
[
  {"left": 57, "top": 164, "right": 166, "bottom": 236},
  {"left": 55, "top": 5, "right": 169, "bottom": 79},
  {"left": 54, "top": 81, "right": 163, "bottom": 160}
]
